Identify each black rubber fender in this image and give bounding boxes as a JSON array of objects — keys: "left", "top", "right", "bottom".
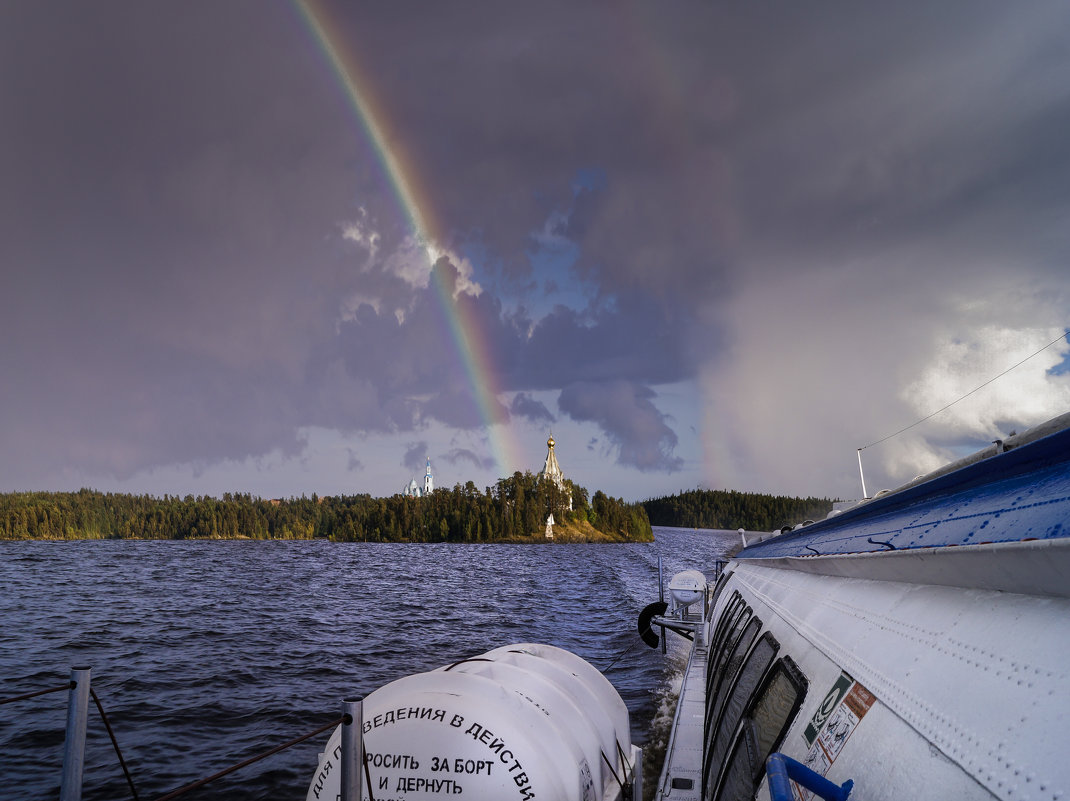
[{"left": 637, "top": 601, "right": 668, "bottom": 648}]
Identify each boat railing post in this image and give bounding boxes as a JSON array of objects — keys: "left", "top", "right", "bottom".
[
  {"left": 341, "top": 697, "right": 364, "bottom": 801},
  {"left": 657, "top": 557, "right": 666, "bottom": 654},
  {"left": 59, "top": 666, "right": 91, "bottom": 801},
  {"left": 630, "top": 744, "right": 643, "bottom": 801}
]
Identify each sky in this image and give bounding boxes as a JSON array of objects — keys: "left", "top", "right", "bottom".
[{"left": 2, "top": 1, "right": 1069, "bottom": 504}]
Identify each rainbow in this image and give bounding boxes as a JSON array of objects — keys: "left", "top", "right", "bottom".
[{"left": 293, "top": 0, "right": 520, "bottom": 476}]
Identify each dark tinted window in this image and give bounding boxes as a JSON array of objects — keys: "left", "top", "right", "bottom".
[
  {"left": 706, "top": 568, "right": 733, "bottom": 620},
  {"left": 703, "top": 632, "right": 778, "bottom": 800},
  {"left": 706, "top": 593, "right": 744, "bottom": 690},
  {"left": 712, "top": 656, "right": 808, "bottom": 801},
  {"left": 712, "top": 730, "right": 755, "bottom": 801},
  {"left": 750, "top": 658, "right": 806, "bottom": 762},
  {"left": 709, "top": 593, "right": 742, "bottom": 663},
  {"left": 706, "top": 611, "right": 756, "bottom": 733},
  {"left": 707, "top": 603, "right": 751, "bottom": 695}
]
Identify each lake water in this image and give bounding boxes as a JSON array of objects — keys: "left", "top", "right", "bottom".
[{"left": 0, "top": 527, "right": 737, "bottom": 800}]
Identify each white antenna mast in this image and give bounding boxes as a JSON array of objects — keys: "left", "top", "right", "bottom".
[{"left": 854, "top": 328, "right": 1067, "bottom": 502}]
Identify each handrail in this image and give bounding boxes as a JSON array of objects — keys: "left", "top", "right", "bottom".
[{"left": 766, "top": 753, "right": 853, "bottom": 801}]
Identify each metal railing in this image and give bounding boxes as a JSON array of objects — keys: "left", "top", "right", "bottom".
[{"left": 0, "top": 667, "right": 365, "bottom": 801}]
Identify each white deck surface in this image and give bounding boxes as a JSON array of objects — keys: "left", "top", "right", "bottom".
[{"left": 655, "top": 629, "right": 708, "bottom": 801}]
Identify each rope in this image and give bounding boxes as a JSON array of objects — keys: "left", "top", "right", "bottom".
[
  {"left": 599, "top": 637, "right": 641, "bottom": 673},
  {"left": 0, "top": 681, "right": 75, "bottom": 706},
  {"left": 616, "top": 739, "right": 633, "bottom": 796},
  {"left": 149, "top": 716, "right": 346, "bottom": 801},
  {"left": 859, "top": 329, "right": 1069, "bottom": 451},
  {"left": 364, "top": 748, "right": 377, "bottom": 801},
  {"left": 600, "top": 750, "right": 624, "bottom": 793},
  {"left": 90, "top": 687, "right": 140, "bottom": 801}
]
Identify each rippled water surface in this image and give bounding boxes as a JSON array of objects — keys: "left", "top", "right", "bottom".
[{"left": 0, "top": 527, "right": 736, "bottom": 799}]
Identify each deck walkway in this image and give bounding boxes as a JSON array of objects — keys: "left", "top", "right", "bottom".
[{"left": 655, "top": 628, "right": 708, "bottom": 801}]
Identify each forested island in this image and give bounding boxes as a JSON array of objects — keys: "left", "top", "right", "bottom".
[
  {"left": 0, "top": 472, "right": 651, "bottom": 542},
  {"left": 642, "top": 488, "right": 834, "bottom": 532},
  {"left": 1, "top": 478, "right": 835, "bottom": 542}
]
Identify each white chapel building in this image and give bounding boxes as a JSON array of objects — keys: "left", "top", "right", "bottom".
[
  {"left": 403, "top": 457, "right": 435, "bottom": 498},
  {"left": 537, "top": 434, "right": 572, "bottom": 511}
]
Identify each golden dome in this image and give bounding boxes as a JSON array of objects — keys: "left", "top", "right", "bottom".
[{"left": 547, "top": 435, "right": 555, "bottom": 448}]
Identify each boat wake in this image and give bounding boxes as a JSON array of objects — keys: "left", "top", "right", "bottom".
[{"left": 640, "top": 643, "right": 688, "bottom": 801}]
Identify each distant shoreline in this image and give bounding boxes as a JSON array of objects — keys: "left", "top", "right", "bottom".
[{"left": 1, "top": 485, "right": 833, "bottom": 543}]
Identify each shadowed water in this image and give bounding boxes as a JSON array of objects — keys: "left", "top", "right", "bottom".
[{"left": 0, "top": 527, "right": 736, "bottom": 799}]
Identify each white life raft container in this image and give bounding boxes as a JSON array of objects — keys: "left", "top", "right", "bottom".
[
  {"left": 307, "top": 644, "right": 635, "bottom": 801},
  {"left": 667, "top": 569, "right": 706, "bottom": 610}
]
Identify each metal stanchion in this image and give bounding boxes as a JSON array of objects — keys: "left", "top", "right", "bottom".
[
  {"left": 658, "top": 557, "right": 666, "bottom": 654},
  {"left": 341, "top": 697, "right": 364, "bottom": 801},
  {"left": 60, "top": 666, "right": 91, "bottom": 801},
  {"left": 631, "top": 745, "right": 643, "bottom": 801}
]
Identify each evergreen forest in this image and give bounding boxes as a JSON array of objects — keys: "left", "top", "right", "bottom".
[
  {"left": 0, "top": 472, "right": 652, "bottom": 542},
  {"left": 642, "top": 488, "right": 834, "bottom": 532}
]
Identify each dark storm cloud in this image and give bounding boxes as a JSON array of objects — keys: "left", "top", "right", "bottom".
[
  {"left": 2, "top": 0, "right": 1068, "bottom": 493},
  {"left": 509, "top": 394, "right": 555, "bottom": 425},
  {"left": 402, "top": 442, "right": 429, "bottom": 474},
  {"left": 441, "top": 449, "right": 495, "bottom": 471},
  {"left": 328, "top": 259, "right": 515, "bottom": 430},
  {"left": 0, "top": 2, "right": 378, "bottom": 484},
  {"left": 558, "top": 381, "right": 683, "bottom": 473},
  {"left": 327, "top": 257, "right": 690, "bottom": 430},
  {"left": 329, "top": 0, "right": 1070, "bottom": 297},
  {"left": 497, "top": 292, "right": 698, "bottom": 391}
]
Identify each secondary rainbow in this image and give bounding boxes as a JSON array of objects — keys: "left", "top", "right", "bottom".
[{"left": 294, "top": 0, "right": 520, "bottom": 476}]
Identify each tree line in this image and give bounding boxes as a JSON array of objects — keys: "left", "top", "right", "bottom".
[
  {"left": 0, "top": 473, "right": 652, "bottom": 542},
  {"left": 642, "top": 488, "right": 834, "bottom": 532}
]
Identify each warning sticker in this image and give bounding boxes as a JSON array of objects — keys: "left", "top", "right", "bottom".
[
  {"left": 794, "top": 680, "right": 874, "bottom": 801},
  {"left": 803, "top": 672, "right": 852, "bottom": 746}
]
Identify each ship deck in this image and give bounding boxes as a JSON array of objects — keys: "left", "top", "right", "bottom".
[{"left": 654, "top": 630, "right": 708, "bottom": 801}]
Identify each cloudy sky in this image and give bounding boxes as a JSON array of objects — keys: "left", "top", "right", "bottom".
[{"left": 3, "top": 1, "right": 1069, "bottom": 503}]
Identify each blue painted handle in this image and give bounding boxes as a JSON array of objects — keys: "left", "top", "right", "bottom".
[{"left": 766, "top": 753, "right": 853, "bottom": 801}]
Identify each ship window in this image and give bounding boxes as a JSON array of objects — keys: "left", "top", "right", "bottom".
[
  {"left": 702, "top": 632, "right": 778, "bottom": 801},
  {"left": 706, "top": 603, "right": 753, "bottom": 713},
  {"left": 705, "top": 615, "right": 762, "bottom": 746},
  {"left": 712, "top": 657, "right": 808, "bottom": 801},
  {"left": 711, "top": 593, "right": 742, "bottom": 656},
  {"left": 712, "top": 727, "right": 757, "bottom": 801},
  {"left": 707, "top": 594, "right": 745, "bottom": 683},
  {"left": 706, "top": 593, "right": 743, "bottom": 686},
  {"left": 706, "top": 567, "right": 733, "bottom": 621}
]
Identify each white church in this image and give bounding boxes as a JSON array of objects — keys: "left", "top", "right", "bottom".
[
  {"left": 402, "top": 457, "right": 434, "bottom": 498},
  {"left": 537, "top": 433, "right": 572, "bottom": 511},
  {"left": 538, "top": 433, "right": 572, "bottom": 539}
]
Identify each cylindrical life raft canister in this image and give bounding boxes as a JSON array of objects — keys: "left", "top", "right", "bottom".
[
  {"left": 667, "top": 569, "right": 706, "bottom": 609},
  {"left": 307, "top": 644, "right": 633, "bottom": 801}
]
